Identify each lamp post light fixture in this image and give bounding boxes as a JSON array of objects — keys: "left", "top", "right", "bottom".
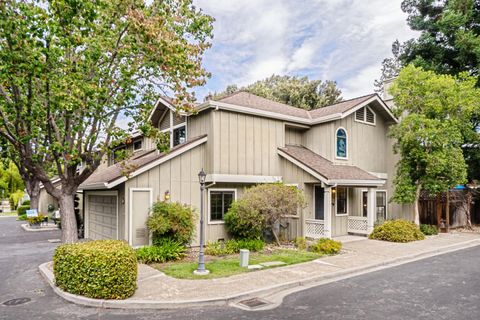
[{"left": 194, "top": 168, "right": 209, "bottom": 275}]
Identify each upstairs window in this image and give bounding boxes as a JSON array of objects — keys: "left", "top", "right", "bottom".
[
  {"left": 173, "top": 126, "right": 186, "bottom": 147},
  {"left": 354, "top": 106, "right": 376, "bottom": 125},
  {"left": 133, "top": 140, "right": 142, "bottom": 151},
  {"left": 336, "top": 128, "right": 347, "bottom": 159}
]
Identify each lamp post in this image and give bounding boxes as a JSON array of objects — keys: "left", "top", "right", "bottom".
[{"left": 194, "top": 168, "right": 209, "bottom": 275}]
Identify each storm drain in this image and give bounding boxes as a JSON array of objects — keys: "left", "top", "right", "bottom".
[
  {"left": 2, "top": 297, "right": 31, "bottom": 306},
  {"left": 238, "top": 298, "right": 269, "bottom": 309}
]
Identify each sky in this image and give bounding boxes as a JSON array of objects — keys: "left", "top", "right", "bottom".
[{"left": 192, "top": 0, "right": 419, "bottom": 100}]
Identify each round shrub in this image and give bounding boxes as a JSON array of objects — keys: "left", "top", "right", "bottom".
[
  {"left": 369, "top": 220, "right": 425, "bottom": 242},
  {"left": 310, "top": 238, "right": 342, "bottom": 255},
  {"left": 53, "top": 240, "right": 137, "bottom": 299},
  {"left": 17, "top": 205, "right": 30, "bottom": 216},
  {"left": 420, "top": 224, "right": 438, "bottom": 235},
  {"left": 294, "top": 237, "right": 307, "bottom": 251},
  {"left": 224, "top": 200, "right": 264, "bottom": 239},
  {"left": 22, "top": 200, "right": 30, "bottom": 206},
  {"left": 146, "top": 201, "right": 196, "bottom": 245}
]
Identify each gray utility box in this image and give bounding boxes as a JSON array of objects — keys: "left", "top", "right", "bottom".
[{"left": 239, "top": 249, "right": 250, "bottom": 267}]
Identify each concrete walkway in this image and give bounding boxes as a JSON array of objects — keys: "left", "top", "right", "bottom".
[{"left": 39, "top": 232, "right": 480, "bottom": 309}]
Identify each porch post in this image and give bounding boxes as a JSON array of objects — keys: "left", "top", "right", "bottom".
[
  {"left": 367, "top": 188, "right": 376, "bottom": 234},
  {"left": 323, "top": 187, "right": 332, "bottom": 238}
]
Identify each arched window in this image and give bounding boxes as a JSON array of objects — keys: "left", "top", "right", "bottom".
[{"left": 336, "top": 128, "right": 347, "bottom": 159}]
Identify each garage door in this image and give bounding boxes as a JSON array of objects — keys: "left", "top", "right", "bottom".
[{"left": 87, "top": 195, "right": 117, "bottom": 240}]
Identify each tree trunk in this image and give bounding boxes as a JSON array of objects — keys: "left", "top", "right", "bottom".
[
  {"left": 26, "top": 179, "right": 41, "bottom": 211},
  {"left": 414, "top": 183, "right": 421, "bottom": 225},
  {"left": 58, "top": 194, "right": 78, "bottom": 243},
  {"left": 271, "top": 220, "right": 281, "bottom": 246}
]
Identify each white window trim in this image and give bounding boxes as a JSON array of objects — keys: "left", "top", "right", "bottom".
[
  {"left": 335, "top": 127, "right": 348, "bottom": 160},
  {"left": 313, "top": 184, "right": 324, "bottom": 221},
  {"left": 354, "top": 106, "right": 376, "bottom": 126},
  {"left": 207, "top": 188, "right": 237, "bottom": 225},
  {"left": 360, "top": 189, "right": 387, "bottom": 220},
  {"left": 128, "top": 188, "right": 153, "bottom": 248},
  {"left": 335, "top": 187, "right": 348, "bottom": 216},
  {"left": 84, "top": 191, "right": 119, "bottom": 241}
]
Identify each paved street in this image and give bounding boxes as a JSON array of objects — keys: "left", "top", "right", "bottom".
[{"left": 1, "top": 216, "right": 480, "bottom": 320}]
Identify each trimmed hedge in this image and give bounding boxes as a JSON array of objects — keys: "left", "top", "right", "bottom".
[
  {"left": 369, "top": 220, "right": 425, "bottom": 242},
  {"left": 53, "top": 240, "right": 137, "bottom": 299},
  {"left": 310, "top": 238, "right": 342, "bottom": 255},
  {"left": 22, "top": 200, "right": 30, "bottom": 206},
  {"left": 17, "top": 205, "right": 30, "bottom": 216},
  {"left": 420, "top": 224, "right": 438, "bottom": 235}
]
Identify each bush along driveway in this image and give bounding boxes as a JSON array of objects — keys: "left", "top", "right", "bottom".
[{"left": 39, "top": 232, "right": 480, "bottom": 309}]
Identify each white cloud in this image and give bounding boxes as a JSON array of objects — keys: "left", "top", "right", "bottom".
[{"left": 194, "top": 0, "right": 419, "bottom": 100}]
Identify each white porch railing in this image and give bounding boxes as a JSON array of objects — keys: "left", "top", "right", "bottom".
[
  {"left": 347, "top": 216, "right": 368, "bottom": 235},
  {"left": 305, "top": 219, "right": 325, "bottom": 239}
]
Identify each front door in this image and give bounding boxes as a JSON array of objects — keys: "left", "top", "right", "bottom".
[{"left": 314, "top": 185, "right": 324, "bottom": 220}]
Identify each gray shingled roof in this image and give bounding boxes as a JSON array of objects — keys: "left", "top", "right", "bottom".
[
  {"left": 80, "top": 135, "right": 207, "bottom": 188},
  {"left": 278, "top": 145, "right": 380, "bottom": 182},
  {"left": 215, "top": 92, "right": 379, "bottom": 121},
  {"left": 308, "top": 94, "right": 376, "bottom": 119},
  {"left": 218, "top": 92, "right": 310, "bottom": 119}
]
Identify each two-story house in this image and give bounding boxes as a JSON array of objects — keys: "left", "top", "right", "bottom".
[{"left": 74, "top": 90, "right": 412, "bottom": 246}]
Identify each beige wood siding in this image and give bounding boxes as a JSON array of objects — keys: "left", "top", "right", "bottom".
[
  {"left": 212, "top": 110, "right": 284, "bottom": 176},
  {"left": 38, "top": 189, "right": 57, "bottom": 214},
  {"left": 304, "top": 111, "right": 388, "bottom": 173},
  {"left": 285, "top": 127, "right": 303, "bottom": 145},
  {"left": 159, "top": 111, "right": 170, "bottom": 130},
  {"left": 123, "top": 144, "right": 207, "bottom": 245}
]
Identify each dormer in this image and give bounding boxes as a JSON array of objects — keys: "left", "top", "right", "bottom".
[{"left": 149, "top": 96, "right": 189, "bottom": 148}]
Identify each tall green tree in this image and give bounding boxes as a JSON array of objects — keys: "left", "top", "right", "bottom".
[
  {"left": 389, "top": 65, "right": 479, "bottom": 223},
  {"left": 0, "top": 161, "right": 24, "bottom": 199},
  {"left": 207, "top": 75, "right": 343, "bottom": 110},
  {"left": 0, "top": 0, "right": 213, "bottom": 243},
  {"left": 399, "top": 0, "right": 480, "bottom": 80}
]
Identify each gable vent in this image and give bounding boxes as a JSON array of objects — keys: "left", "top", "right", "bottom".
[
  {"left": 366, "top": 107, "right": 375, "bottom": 124},
  {"left": 355, "top": 108, "right": 365, "bottom": 121}
]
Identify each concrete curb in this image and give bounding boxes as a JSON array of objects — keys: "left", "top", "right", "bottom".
[
  {"left": 39, "top": 238, "right": 480, "bottom": 310},
  {"left": 21, "top": 223, "right": 59, "bottom": 232}
]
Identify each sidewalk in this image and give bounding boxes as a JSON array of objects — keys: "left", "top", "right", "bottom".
[{"left": 39, "top": 232, "right": 480, "bottom": 309}]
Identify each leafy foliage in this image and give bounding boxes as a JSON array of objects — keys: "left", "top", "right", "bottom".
[
  {"left": 8, "top": 190, "right": 24, "bottom": 210},
  {"left": 399, "top": 0, "right": 480, "bottom": 82},
  {"left": 53, "top": 240, "right": 137, "bottom": 299},
  {"left": 136, "top": 239, "right": 186, "bottom": 264},
  {"left": 225, "top": 184, "right": 306, "bottom": 244},
  {"left": 205, "top": 239, "right": 265, "bottom": 256},
  {"left": 224, "top": 201, "right": 264, "bottom": 240},
  {"left": 26, "top": 214, "right": 45, "bottom": 225},
  {"left": 294, "top": 237, "right": 308, "bottom": 251},
  {"left": 389, "top": 65, "right": 475, "bottom": 223},
  {"left": 147, "top": 201, "right": 196, "bottom": 245},
  {"left": 369, "top": 220, "right": 425, "bottom": 242},
  {"left": 207, "top": 75, "right": 342, "bottom": 110},
  {"left": 17, "top": 205, "right": 30, "bottom": 216},
  {"left": 0, "top": 0, "right": 213, "bottom": 243},
  {"left": 420, "top": 224, "right": 439, "bottom": 235},
  {"left": 0, "top": 161, "right": 24, "bottom": 199},
  {"left": 310, "top": 238, "right": 342, "bottom": 255}
]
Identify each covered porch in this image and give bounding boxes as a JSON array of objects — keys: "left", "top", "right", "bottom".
[
  {"left": 305, "top": 185, "right": 387, "bottom": 239},
  {"left": 278, "top": 145, "right": 386, "bottom": 240}
]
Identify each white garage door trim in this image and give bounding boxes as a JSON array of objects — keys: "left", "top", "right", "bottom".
[
  {"left": 129, "top": 188, "right": 153, "bottom": 247},
  {"left": 85, "top": 191, "right": 119, "bottom": 240}
]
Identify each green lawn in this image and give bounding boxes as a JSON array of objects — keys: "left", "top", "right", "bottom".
[{"left": 153, "top": 249, "right": 324, "bottom": 280}]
